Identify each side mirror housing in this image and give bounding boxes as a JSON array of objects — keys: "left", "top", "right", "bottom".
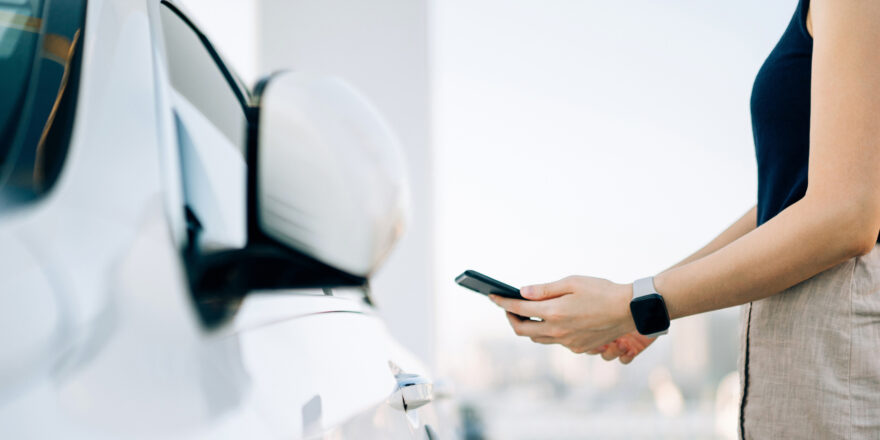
[
  {"left": 255, "top": 72, "right": 409, "bottom": 278},
  {"left": 185, "top": 72, "right": 410, "bottom": 327}
]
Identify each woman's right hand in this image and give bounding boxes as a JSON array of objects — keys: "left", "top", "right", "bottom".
[{"left": 588, "top": 332, "right": 655, "bottom": 364}]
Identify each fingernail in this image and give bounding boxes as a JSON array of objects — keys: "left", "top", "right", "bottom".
[{"left": 520, "top": 286, "right": 533, "bottom": 298}]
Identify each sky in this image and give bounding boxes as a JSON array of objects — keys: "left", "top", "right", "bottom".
[{"left": 431, "top": 0, "right": 798, "bottom": 369}]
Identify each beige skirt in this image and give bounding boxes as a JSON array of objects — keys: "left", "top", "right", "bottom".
[{"left": 739, "top": 244, "right": 880, "bottom": 439}]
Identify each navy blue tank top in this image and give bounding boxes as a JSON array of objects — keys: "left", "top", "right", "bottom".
[{"left": 752, "top": 0, "right": 812, "bottom": 225}]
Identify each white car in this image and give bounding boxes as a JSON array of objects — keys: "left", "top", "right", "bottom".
[{"left": 0, "top": 0, "right": 455, "bottom": 438}]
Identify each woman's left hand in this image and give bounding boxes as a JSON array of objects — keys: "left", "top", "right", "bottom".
[{"left": 489, "top": 276, "right": 636, "bottom": 353}]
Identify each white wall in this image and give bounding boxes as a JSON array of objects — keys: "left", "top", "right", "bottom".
[{"left": 257, "top": 0, "right": 436, "bottom": 366}]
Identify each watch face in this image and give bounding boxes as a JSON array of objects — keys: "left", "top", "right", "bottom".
[{"left": 630, "top": 294, "right": 670, "bottom": 335}]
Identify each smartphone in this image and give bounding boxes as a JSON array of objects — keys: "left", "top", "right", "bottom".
[{"left": 455, "top": 270, "right": 525, "bottom": 300}]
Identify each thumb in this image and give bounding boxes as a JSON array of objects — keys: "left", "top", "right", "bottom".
[{"left": 520, "top": 276, "right": 575, "bottom": 300}]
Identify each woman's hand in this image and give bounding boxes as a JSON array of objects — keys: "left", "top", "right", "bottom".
[
  {"left": 489, "top": 276, "right": 637, "bottom": 354},
  {"left": 588, "top": 332, "right": 656, "bottom": 364}
]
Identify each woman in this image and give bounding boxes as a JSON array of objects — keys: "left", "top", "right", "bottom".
[{"left": 489, "top": 0, "right": 880, "bottom": 437}]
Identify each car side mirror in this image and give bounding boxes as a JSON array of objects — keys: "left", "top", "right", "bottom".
[
  {"left": 255, "top": 72, "right": 409, "bottom": 277},
  {"left": 186, "top": 72, "right": 410, "bottom": 327}
]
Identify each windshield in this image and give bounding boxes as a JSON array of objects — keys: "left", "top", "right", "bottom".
[
  {"left": 0, "top": 0, "right": 86, "bottom": 204},
  {"left": 0, "top": 1, "right": 44, "bottom": 149}
]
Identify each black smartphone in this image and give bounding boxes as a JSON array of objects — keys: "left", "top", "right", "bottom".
[{"left": 455, "top": 270, "right": 525, "bottom": 300}]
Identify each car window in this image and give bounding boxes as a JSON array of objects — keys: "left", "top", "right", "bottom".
[
  {"left": 0, "top": 0, "right": 87, "bottom": 205},
  {"left": 159, "top": 2, "right": 249, "bottom": 152},
  {"left": 159, "top": 2, "right": 250, "bottom": 251}
]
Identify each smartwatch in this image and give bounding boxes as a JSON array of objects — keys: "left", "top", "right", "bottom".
[{"left": 629, "top": 277, "right": 670, "bottom": 337}]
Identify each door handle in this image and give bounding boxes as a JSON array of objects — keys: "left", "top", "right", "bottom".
[{"left": 389, "top": 373, "right": 434, "bottom": 411}]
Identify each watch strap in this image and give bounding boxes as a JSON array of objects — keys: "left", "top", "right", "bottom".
[{"left": 632, "top": 276, "right": 657, "bottom": 299}]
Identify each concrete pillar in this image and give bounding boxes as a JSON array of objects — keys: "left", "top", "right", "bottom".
[{"left": 256, "top": 0, "right": 435, "bottom": 366}]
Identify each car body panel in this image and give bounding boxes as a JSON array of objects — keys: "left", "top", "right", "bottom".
[{"left": 0, "top": 0, "right": 453, "bottom": 438}]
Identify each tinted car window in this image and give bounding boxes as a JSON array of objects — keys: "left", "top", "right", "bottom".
[
  {"left": 159, "top": 3, "right": 248, "bottom": 152},
  {"left": 0, "top": 0, "right": 86, "bottom": 205}
]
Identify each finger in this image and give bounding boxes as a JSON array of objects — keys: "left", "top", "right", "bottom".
[
  {"left": 505, "top": 312, "right": 550, "bottom": 337},
  {"left": 601, "top": 343, "right": 623, "bottom": 361},
  {"left": 615, "top": 339, "right": 636, "bottom": 356},
  {"left": 625, "top": 338, "right": 646, "bottom": 352},
  {"left": 618, "top": 335, "right": 652, "bottom": 356},
  {"left": 587, "top": 344, "right": 610, "bottom": 355},
  {"left": 619, "top": 354, "right": 635, "bottom": 365},
  {"left": 530, "top": 336, "right": 554, "bottom": 344},
  {"left": 623, "top": 341, "right": 644, "bottom": 356},
  {"left": 489, "top": 294, "right": 547, "bottom": 318},
  {"left": 625, "top": 335, "right": 650, "bottom": 352},
  {"left": 520, "top": 276, "right": 576, "bottom": 300}
]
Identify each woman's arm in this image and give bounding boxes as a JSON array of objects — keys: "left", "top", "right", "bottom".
[
  {"left": 660, "top": 0, "right": 880, "bottom": 320},
  {"left": 666, "top": 206, "right": 756, "bottom": 271},
  {"left": 489, "top": 0, "right": 880, "bottom": 353}
]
